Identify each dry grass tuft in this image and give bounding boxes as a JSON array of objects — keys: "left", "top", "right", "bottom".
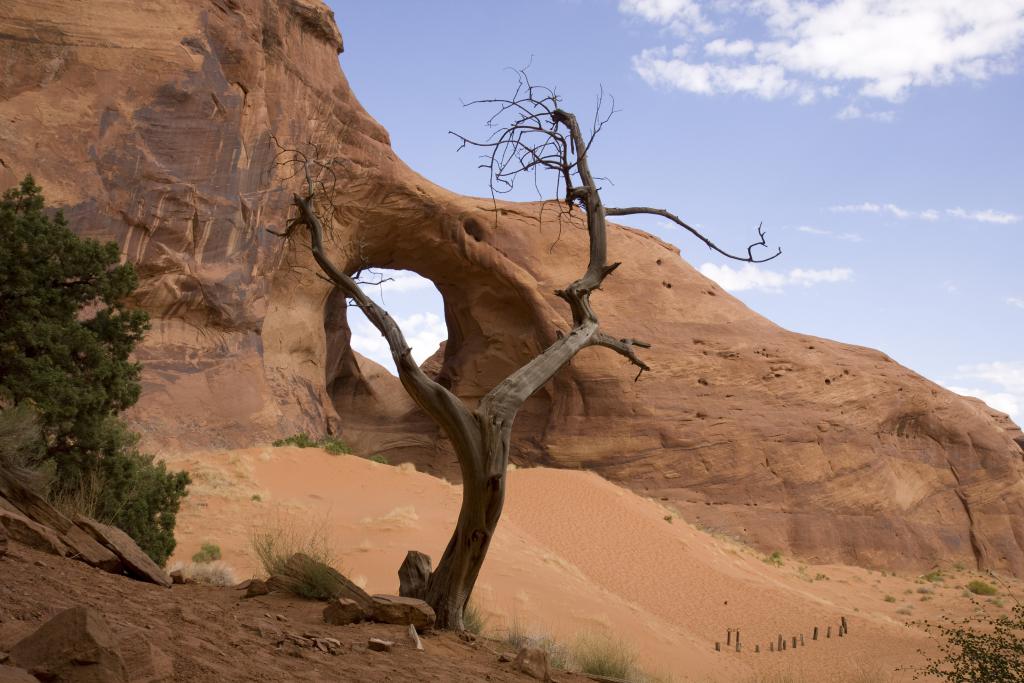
[{"left": 170, "top": 561, "right": 237, "bottom": 587}]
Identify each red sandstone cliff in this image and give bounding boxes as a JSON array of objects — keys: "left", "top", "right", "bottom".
[{"left": 2, "top": 0, "right": 1022, "bottom": 574}]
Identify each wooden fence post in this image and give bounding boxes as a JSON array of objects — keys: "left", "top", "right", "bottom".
[{"left": 813, "top": 626, "right": 819, "bottom": 641}]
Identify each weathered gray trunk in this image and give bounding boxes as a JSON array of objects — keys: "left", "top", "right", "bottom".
[{"left": 425, "top": 418, "right": 509, "bottom": 630}]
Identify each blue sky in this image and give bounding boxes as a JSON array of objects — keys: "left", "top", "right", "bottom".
[{"left": 327, "top": 0, "right": 1024, "bottom": 421}]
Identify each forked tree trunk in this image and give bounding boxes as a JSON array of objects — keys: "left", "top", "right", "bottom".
[{"left": 278, "top": 84, "right": 771, "bottom": 629}]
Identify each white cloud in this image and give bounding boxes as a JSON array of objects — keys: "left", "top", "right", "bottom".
[
  {"left": 348, "top": 270, "right": 447, "bottom": 374},
  {"left": 619, "top": 0, "right": 713, "bottom": 34},
  {"left": 705, "top": 38, "right": 754, "bottom": 56},
  {"left": 948, "top": 361, "right": 1024, "bottom": 420},
  {"left": 830, "top": 202, "right": 1019, "bottom": 223},
  {"left": 633, "top": 48, "right": 794, "bottom": 98},
  {"left": 796, "top": 225, "right": 862, "bottom": 242},
  {"left": 625, "top": 1, "right": 1024, "bottom": 104},
  {"left": 1008, "top": 297, "right": 1024, "bottom": 309},
  {"left": 947, "top": 207, "right": 1022, "bottom": 224},
  {"left": 350, "top": 312, "right": 446, "bottom": 371},
  {"left": 829, "top": 202, "right": 943, "bottom": 220},
  {"left": 699, "top": 262, "right": 852, "bottom": 293},
  {"left": 835, "top": 104, "right": 895, "bottom": 122}
]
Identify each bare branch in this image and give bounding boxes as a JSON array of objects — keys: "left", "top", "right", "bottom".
[{"left": 605, "top": 207, "right": 782, "bottom": 263}]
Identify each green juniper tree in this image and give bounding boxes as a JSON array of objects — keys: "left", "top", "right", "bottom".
[{"left": 0, "top": 176, "right": 188, "bottom": 565}]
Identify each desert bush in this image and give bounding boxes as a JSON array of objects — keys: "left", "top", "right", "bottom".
[
  {"left": 0, "top": 177, "right": 188, "bottom": 565},
  {"left": 272, "top": 432, "right": 317, "bottom": 448},
  {"left": 916, "top": 602, "right": 1024, "bottom": 682},
  {"left": 170, "top": 561, "right": 236, "bottom": 587},
  {"left": 764, "top": 550, "right": 784, "bottom": 567},
  {"left": 884, "top": 595, "right": 897, "bottom": 603},
  {"left": 192, "top": 542, "right": 222, "bottom": 564},
  {"left": 250, "top": 515, "right": 341, "bottom": 600},
  {"left": 572, "top": 633, "right": 640, "bottom": 680},
  {"left": 271, "top": 433, "right": 351, "bottom": 454},
  {"left": 369, "top": 454, "right": 388, "bottom": 464},
  {"left": 923, "top": 569, "right": 945, "bottom": 583},
  {"left": 968, "top": 580, "right": 997, "bottom": 596}
]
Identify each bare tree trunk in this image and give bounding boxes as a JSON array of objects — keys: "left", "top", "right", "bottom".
[
  {"left": 424, "top": 430, "right": 508, "bottom": 630},
  {"left": 275, "top": 71, "right": 776, "bottom": 630}
]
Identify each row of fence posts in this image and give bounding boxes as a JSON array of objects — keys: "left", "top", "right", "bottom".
[{"left": 714, "top": 616, "right": 848, "bottom": 653}]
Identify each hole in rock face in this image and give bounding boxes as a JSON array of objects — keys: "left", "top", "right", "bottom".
[
  {"left": 463, "top": 217, "right": 485, "bottom": 242},
  {"left": 346, "top": 269, "right": 447, "bottom": 376}
]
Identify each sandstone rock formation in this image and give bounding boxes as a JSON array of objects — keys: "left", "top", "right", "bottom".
[
  {"left": 0, "top": 470, "right": 166, "bottom": 586},
  {"left": 10, "top": 607, "right": 127, "bottom": 682},
  {"left": 1, "top": 0, "right": 1022, "bottom": 574}
]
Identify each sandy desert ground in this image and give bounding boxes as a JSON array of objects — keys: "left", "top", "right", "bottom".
[{"left": 164, "top": 446, "right": 1021, "bottom": 682}]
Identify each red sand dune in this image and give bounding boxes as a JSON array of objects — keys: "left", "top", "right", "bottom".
[{"left": 165, "top": 447, "right": 1019, "bottom": 681}]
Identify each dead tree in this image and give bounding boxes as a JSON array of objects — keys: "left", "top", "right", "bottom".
[{"left": 273, "top": 71, "right": 779, "bottom": 630}]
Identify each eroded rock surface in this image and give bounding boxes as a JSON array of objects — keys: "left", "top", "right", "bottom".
[{"left": 1, "top": 0, "right": 1022, "bottom": 574}]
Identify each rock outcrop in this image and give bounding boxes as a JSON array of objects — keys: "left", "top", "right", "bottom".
[
  {"left": 10, "top": 607, "right": 127, "bottom": 683},
  {"left": 0, "top": 470, "right": 166, "bottom": 586},
  {"left": 1, "top": 0, "right": 1022, "bottom": 574}
]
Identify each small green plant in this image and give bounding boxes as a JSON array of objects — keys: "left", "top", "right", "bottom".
[
  {"left": 923, "top": 569, "right": 945, "bottom": 583},
  {"left": 251, "top": 494, "right": 262, "bottom": 502},
  {"left": 764, "top": 551, "right": 784, "bottom": 567},
  {"left": 463, "top": 600, "right": 489, "bottom": 636},
  {"left": 369, "top": 454, "right": 388, "bottom": 464},
  {"left": 967, "top": 580, "right": 997, "bottom": 596},
  {"left": 320, "top": 435, "right": 351, "bottom": 455},
  {"left": 815, "top": 573, "right": 829, "bottom": 581},
  {"left": 272, "top": 432, "right": 318, "bottom": 448},
  {"left": 272, "top": 433, "right": 352, "bottom": 455},
  {"left": 663, "top": 515, "right": 673, "bottom": 523},
  {"left": 884, "top": 595, "right": 897, "bottom": 603},
  {"left": 191, "top": 542, "right": 222, "bottom": 564}
]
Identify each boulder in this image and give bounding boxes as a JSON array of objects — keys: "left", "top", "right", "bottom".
[
  {"left": 322, "top": 598, "right": 364, "bottom": 626},
  {"left": 0, "top": 665, "right": 38, "bottom": 683},
  {"left": 0, "top": 508, "right": 68, "bottom": 557},
  {"left": 266, "top": 554, "right": 372, "bottom": 608},
  {"left": 370, "top": 595, "right": 435, "bottom": 631},
  {"left": 76, "top": 518, "right": 171, "bottom": 588},
  {"left": 169, "top": 569, "right": 186, "bottom": 585},
  {"left": 513, "top": 646, "right": 551, "bottom": 681},
  {"left": 244, "top": 578, "right": 269, "bottom": 598},
  {"left": 10, "top": 606, "right": 127, "bottom": 682},
  {"left": 0, "top": 472, "right": 120, "bottom": 571},
  {"left": 63, "top": 525, "right": 122, "bottom": 573},
  {"left": 397, "top": 550, "right": 431, "bottom": 600}
]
